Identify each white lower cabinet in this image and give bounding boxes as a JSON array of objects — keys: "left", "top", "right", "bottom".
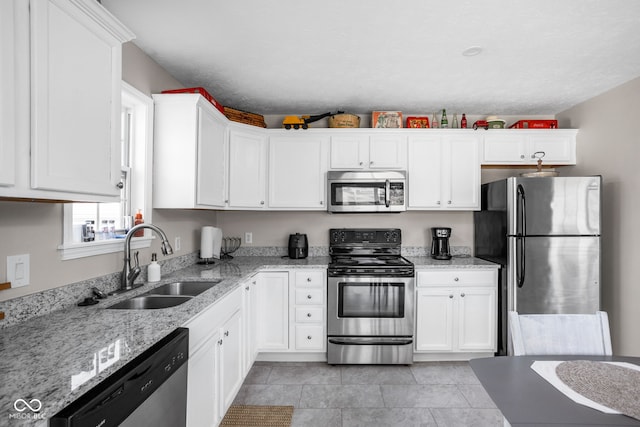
[
  {"left": 184, "top": 287, "right": 243, "bottom": 427},
  {"left": 291, "top": 269, "right": 326, "bottom": 352},
  {"left": 255, "top": 271, "right": 290, "bottom": 351},
  {"left": 415, "top": 269, "right": 497, "bottom": 355}
]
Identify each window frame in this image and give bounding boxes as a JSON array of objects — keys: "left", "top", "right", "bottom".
[{"left": 59, "top": 82, "right": 155, "bottom": 260}]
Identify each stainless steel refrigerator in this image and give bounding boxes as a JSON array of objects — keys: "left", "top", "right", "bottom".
[{"left": 474, "top": 176, "right": 601, "bottom": 355}]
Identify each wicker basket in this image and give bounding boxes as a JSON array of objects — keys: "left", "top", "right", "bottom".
[
  {"left": 329, "top": 113, "right": 360, "bottom": 128},
  {"left": 223, "top": 107, "right": 267, "bottom": 128}
]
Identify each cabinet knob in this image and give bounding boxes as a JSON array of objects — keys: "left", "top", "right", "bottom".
[
  {"left": 307, "top": 277, "right": 312, "bottom": 282},
  {"left": 447, "top": 200, "right": 452, "bottom": 205},
  {"left": 370, "top": 161, "right": 374, "bottom": 166},
  {"left": 520, "top": 155, "right": 525, "bottom": 159},
  {"left": 454, "top": 277, "right": 459, "bottom": 281},
  {"left": 307, "top": 294, "right": 312, "bottom": 299},
  {"left": 359, "top": 161, "right": 364, "bottom": 166},
  {"left": 437, "top": 201, "right": 441, "bottom": 205},
  {"left": 245, "top": 286, "right": 250, "bottom": 290},
  {"left": 252, "top": 280, "right": 257, "bottom": 285},
  {"left": 225, "top": 200, "right": 229, "bottom": 203},
  {"left": 449, "top": 295, "right": 454, "bottom": 299},
  {"left": 224, "top": 330, "right": 229, "bottom": 337},
  {"left": 307, "top": 312, "right": 312, "bottom": 317},
  {"left": 218, "top": 339, "right": 223, "bottom": 346},
  {"left": 320, "top": 201, "right": 323, "bottom": 205},
  {"left": 260, "top": 201, "right": 265, "bottom": 205},
  {"left": 307, "top": 335, "right": 312, "bottom": 340},
  {"left": 116, "top": 182, "right": 124, "bottom": 189},
  {"left": 461, "top": 293, "right": 466, "bottom": 297}
]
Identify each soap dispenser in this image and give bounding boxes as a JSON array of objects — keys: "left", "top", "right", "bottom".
[{"left": 148, "top": 253, "right": 161, "bottom": 282}]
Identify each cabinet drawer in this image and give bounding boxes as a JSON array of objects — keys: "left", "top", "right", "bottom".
[
  {"left": 295, "top": 307, "right": 324, "bottom": 323},
  {"left": 294, "top": 325, "right": 325, "bottom": 350},
  {"left": 184, "top": 287, "right": 242, "bottom": 353},
  {"left": 416, "top": 269, "right": 496, "bottom": 287},
  {"left": 294, "top": 270, "right": 325, "bottom": 288},
  {"left": 295, "top": 288, "right": 324, "bottom": 305}
]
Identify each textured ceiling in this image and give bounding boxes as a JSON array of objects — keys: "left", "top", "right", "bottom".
[{"left": 102, "top": 0, "right": 640, "bottom": 116}]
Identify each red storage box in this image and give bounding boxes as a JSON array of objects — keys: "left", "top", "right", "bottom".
[
  {"left": 161, "top": 87, "right": 225, "bottom": 113},
  {"left": 509, "top": 120, "right": 558, "bottom": 129}
]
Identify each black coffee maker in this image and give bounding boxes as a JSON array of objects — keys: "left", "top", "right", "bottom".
[{"left": 430, "top": 227, "right": 452, "bottom": 260}]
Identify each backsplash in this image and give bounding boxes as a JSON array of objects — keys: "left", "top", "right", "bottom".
[{"left": 0, "top": 245, "right": 469, "bottom": 329}]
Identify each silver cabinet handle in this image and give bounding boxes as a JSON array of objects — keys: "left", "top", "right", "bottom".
[
  {"left": 307, "top": 336, "right": 312, "bottom": 340},
  {"left": 307, "top": 294, "right": 312, "bottom": 299},
  {"left": 437, "top": 201, "right": 441, "bottom": 205},
  {"left": 218, "top": 339, "right": 223, "bottom": 346},
  {"left": 224, "top": 199, "right": 229, "bottom": 203},
  {"left": 461, "top": 293, "right": 466, "bottom": 297},
  {"left": 454, "top": 277, "right": 459, "bottom": 281},
  {"left": 307, "top": 277, "right": 312, "bottom": 282},
  {"left": 116, "top": 182, "right": 124, "bottom": 189},
  {"left": 320, "top": 201, "right": 323, "bottom": 205},
  {"left": 520, "top": 154, "right": 525, "bottom": 159},
  {"left": 224, "top": 330, "right": 229, "bottom": 337},
  {"left": 447, "top": 200, "right": 452, "bottom": 204},
  {"left": 307, "top": 312, "right": 312, "bottom": 317},
  {"left": 260, "top": 201, "right": 265, "bottom": 205},
  {"left": 449, "top": 295, "right": 454, "bottom": 299}
]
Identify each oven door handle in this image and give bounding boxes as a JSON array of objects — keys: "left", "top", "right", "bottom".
[
  {"left": 385, "top": 179, "right": 391, "bottom": 208},
  {"left": 328, "top": 338, "right": 413, "bottom": 346}
]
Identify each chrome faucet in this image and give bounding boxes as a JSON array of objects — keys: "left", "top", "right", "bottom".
[{"left": 117, "top": 223, "right": 173, "bottom": 293}]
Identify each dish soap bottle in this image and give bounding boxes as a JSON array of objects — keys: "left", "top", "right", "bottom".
[
  {"left": 133, "top": 209, "right": 144, "bottom": 237},
  {"left": 148, "top": 253, "right": 161, "bottom": 282}
]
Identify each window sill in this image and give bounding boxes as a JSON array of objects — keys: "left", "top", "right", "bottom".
[{"left": 58, "top": 236, "right": 153, "bottom": 260}]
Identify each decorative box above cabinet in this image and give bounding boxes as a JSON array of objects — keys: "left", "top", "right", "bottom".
[{"left": 481, "top": 129, "right": 577, "bottom": 165}]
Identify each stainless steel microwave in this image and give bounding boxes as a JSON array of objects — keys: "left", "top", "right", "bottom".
[{"left": 327, "top": 171, "right": 406, "bottom": 213}]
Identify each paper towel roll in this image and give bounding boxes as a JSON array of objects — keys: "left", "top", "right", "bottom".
[{"left": 200, "top": 226, "right": 215, "bottom": 259}]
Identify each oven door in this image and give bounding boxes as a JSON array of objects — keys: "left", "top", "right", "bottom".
[{"left": 327, "top": 276, "right": 414, "bottom": 337}]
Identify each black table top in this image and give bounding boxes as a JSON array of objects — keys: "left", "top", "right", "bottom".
[{"left": 470, "top": 355, "right": 640, "bottom": 427}]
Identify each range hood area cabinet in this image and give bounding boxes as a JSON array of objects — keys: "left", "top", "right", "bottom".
[
  {"left": 0, "top": 0, "right": 134, "bottom": 202},
  {"left": 408, "top": 133, "right": 481, "bottom": 210},
  {"left": 153, "top": 94, "right": 228, "bottom": 209},
  {"left": 329, "top": 133, "right": 407, "bottom": 170}
]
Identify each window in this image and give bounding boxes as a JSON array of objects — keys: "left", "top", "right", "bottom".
[{"left": 59, "top": 82, "right": 154, "bottom": 260}]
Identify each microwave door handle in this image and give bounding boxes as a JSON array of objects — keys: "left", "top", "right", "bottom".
[{"left": 385, "top": 179, "right": 391, "bottom": 208}]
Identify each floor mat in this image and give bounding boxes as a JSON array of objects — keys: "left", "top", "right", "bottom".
[{"left": 220, "top": 405, "right": 294, "bottom": 427}]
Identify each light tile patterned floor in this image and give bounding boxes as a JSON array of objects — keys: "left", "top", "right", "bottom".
[{"left": 232, "top": 361, "right": 504, "bottom": 427}]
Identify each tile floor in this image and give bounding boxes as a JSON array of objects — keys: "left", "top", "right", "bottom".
[{"left": 232, "top": 361, "right": 504, "bottom": 427}]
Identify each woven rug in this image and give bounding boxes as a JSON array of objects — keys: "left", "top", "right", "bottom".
[
  {"left": 220, "top": 405, "right": 294, "bottom": 427},
  {"left": 556, "top": 360, "right": 640, "bottom": 420}
]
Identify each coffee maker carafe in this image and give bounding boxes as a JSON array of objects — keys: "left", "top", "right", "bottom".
[{"left": 431, "top": 227, "right": 452, "bottom": 260}]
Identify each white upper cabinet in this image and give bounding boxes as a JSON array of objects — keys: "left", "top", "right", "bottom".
[
  {"left": 228, "top": 124, "right": 267, "bottom": 209},
  {"left": 30, "top": 0, "right": 133, "bottom": 197},
  {"left": 408, "top": 132, "right": 480, "bottom": 210},
  {"left": 329, "top": 131, "right": 406, "bottom": 170},
  {"left": 0, "top": 0, "right": 134, "bottom": 201},
  {"left": 481, "top": 129, "right": 577, "bottom": 165},
  {"left": 153, "top": 94, "right": 227, "bottom": 209},
  {"left": 268, "top": 133, "right": 328, "bottom": 209}
]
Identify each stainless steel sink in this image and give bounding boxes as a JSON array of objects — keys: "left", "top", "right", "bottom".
[
  {"left": 107, "top": 280, "right": 221, "bottom": 310},
  {"left": 108, "top": 295, "right": 193, "bottom": 310},
  {"left": 147, "top": 280, "right": 221, "bottom": 297}
]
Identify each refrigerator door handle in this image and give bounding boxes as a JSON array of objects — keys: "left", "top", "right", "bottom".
[
  {"left": 517, "top": 184, "right": 526, "bottom": 237},
  {"left": 517, "top": 236, "right": 526, "bottom": 288}
]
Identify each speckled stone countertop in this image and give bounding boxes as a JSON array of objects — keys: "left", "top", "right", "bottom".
[{"left": 0, "top": 255, "right": 497, "bottom": 424}]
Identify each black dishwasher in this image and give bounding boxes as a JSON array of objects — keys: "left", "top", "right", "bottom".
[{"left": 51, "top": 328, "right": 189, "bottom": 427}]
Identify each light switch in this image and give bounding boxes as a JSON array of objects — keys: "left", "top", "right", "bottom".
[{"left": 7, "top": 254, "right": 30, "bottom": 288}]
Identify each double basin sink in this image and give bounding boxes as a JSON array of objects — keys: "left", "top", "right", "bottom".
[{"left": 108, "top": 280, "right": 221, "bottom": 310}]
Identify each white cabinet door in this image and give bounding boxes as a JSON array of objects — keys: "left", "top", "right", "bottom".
[
  {"left": 153, "top": 94, "right": 228, "bottom": 209},
  {"left": 415, "top": 288, "right": 455, "bottom": 351},
  {"left": 197, "top": 106, "right": 227, "bottom": 207},
  {"left": 482, "top": 130, "right": 577, "bottom": 165},
  {"left": 408, "top": 135, "right": 442, "bottom": 209},
  {"left": 30, "top": 0, "right": 132, "bottom": 198},
  {"left": 329, "top": 135, "right": 368, "bottom": 169},
  {"left": 368, "top": 134, "right": 407, "bottom": 169},
  {"left": 186, "top": 333, "right": 219, "bottom": 427},
  {"left": 329, "top": 133, "right": 406, "bottom": 170},
  {"left": 228, "top": 126, "right": 267, "bottom": 208},
  {"left": 444, "top": 134, "right": 480, "bottom": 209},
  {"left": 457, "top": 287, "right": 497, "bottom": 351},
  {"left": 219, "top": 309, "right": 243, "bottom": 415},
  {"left": 268, "top": 136, "right": 328, "bottom": 209},
  {"left": 408, "top": 133, "right": 480, "bottom": 210},
  {"left": 242, "top": 277, "right": 258, "bottom": 374},
  {"left": 0, "top": 0, "right": 17, "bottom": 188},
  {"left": 255, "top": 272, "right": 289, "bottom": 350}
]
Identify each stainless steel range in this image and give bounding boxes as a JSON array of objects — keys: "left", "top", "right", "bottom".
[{"left": 327, "top": 228, "right": 415, "bottom": 365}]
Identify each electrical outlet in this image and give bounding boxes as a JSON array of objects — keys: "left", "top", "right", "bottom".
[
  {"left": 245, "top": 232, "right": 253, "bottom": 244},
  {"left": 7, "top": 254, "right": 30, "bottom": 288},
  {"left": 174, "top": 237, "right": 181, "bottom": 252}
]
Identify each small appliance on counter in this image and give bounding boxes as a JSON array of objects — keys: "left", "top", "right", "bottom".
[
  {"left": 431, "top": 227, "right": 452, "bottom": 260},
  {"left": 288, "top": 233, "right": 308, "bottom": 259}
]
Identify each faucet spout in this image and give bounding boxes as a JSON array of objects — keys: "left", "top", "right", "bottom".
[{"left": 117, "top": 223, "right": 173, "bottom": 293}]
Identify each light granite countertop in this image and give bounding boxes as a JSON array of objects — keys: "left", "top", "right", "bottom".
[{"left": 0, "top": 255, "right": 497, "bottom": 424}]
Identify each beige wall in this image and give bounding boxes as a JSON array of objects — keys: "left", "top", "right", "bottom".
[
  {"left": 556, "top": 76, "right": 640, "bottom": 356},
  {"left": 0, "top": 42, "right": 216, "bottom": 302}
]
